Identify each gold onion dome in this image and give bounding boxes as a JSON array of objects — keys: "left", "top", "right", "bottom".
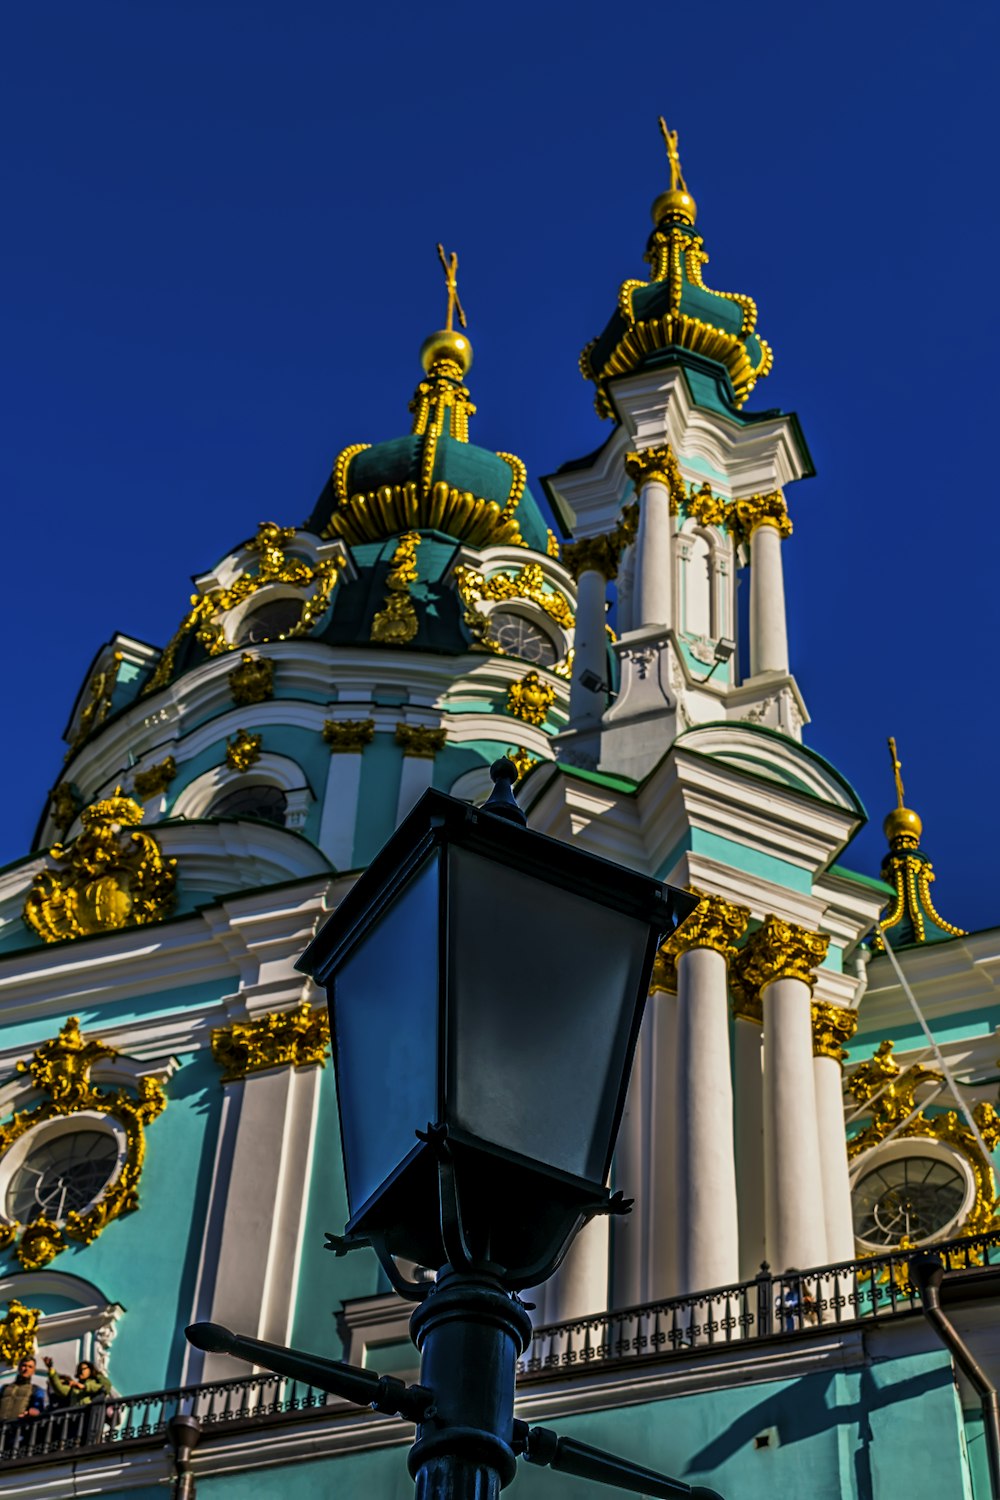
[
  {"left": 306, "top": 244, "right": 548, "bottom": 553},
  {"left": 580, "top": 117, "right": 771, "bottom": 419}
]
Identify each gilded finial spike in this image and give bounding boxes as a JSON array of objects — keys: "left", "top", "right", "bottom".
[
  {"left": 658, "top": 116, "right": 688, "bottom": 194},
  {"left": 887, "top": 736, "right": 905, "bottom": 810},
  {"left": 436, "top": 243, "right": 466, "bottom": 333}
]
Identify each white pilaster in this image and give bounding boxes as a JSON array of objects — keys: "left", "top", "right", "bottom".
[
  {"left": 734, "top": 1016, "right": 767, "bottom": 1280},
  {"left": 749, "top": 522, "right": 789, "bottom": 677},
  {"left": 762, "top": 977, "right": 828, "bottom": 1271},
  {"left": 814, "top": 1052, "right": 856, "bottom": 1262},
  {"left": 396, "top": 754, "right": 435, "bottom": 823},
  {"left": 568, "top": 566, "right": 609, "bottom": 732},
  {"left": 318, "top": 753, "right": 363, "bottom": 869},
  {"left": 634, "top": 480, "right": 674, "bottom": 630},
  {"left": 545, "top": 1215, "right": 610, "bottom": 1324},
  {"left": 675, "top": 946, "right": 740, "bottom": 1292}
]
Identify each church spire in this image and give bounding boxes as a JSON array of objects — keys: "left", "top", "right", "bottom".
[
  {"left": 411, "top": 242, "right": 476, "bottom": 443},
  {"left": 876, "top": 737, "right": 966, "bottom": 948}
]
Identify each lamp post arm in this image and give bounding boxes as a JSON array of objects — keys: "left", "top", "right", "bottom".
[
  {"left": 515, "top": 1422, "right": 724, "bottom": 1500},
  {"left": 184, "top": 1322, "right": 433, "bottom": 1424}
]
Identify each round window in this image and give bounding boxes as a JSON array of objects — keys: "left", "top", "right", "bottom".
[
  {"left": 852, "top": 1153, "right": 968, "bottom": 1247},
  {"left": 235, "top": 598, "right": 304, "bottom": 645},
  {"left": 210, "top": 783, "right": 287, "bottom": 827},
  {"left": 6, "top": 1129, "right": 120, "bottom": 1226},
  {"left": 488, "top": 611, "right": 558, "bottom": 667}
]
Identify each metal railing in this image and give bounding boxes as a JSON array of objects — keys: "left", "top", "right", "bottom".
[
  {"left": 0, "top": 1370, "right": 328, "bottom": 1466},
  {"left": 517, "top": 1229, "right": 1000, "bottom": 1380}
]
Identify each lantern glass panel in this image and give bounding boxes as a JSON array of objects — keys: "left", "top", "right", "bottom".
[
  {"left": 446, "top": 846, "right": 650, "bottom": 1184},
  {"left": 334, "top": 852, "right": 440, "bottom": 1217}
]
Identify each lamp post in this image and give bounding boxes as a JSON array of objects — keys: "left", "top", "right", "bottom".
[{"left": 187, "top": 760, "right": 722, "bottom": 1500}]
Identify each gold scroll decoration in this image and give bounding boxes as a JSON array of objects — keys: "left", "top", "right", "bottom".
[
  {"left": 0, "top": 1019, "right": 167, "bottom": 1271},
  {"left": 730, "top": 915, "right": 830, "bottom": 1025},
  {"left": 228, "top": 654, "right": 274, "bottom": 707},
  {"left": 506, "top": 671, "right": 556, "bottom": 727},
  {"left": 23, "top": 792, "right": 176, "bottom": 944},
  {"left": 812, "top": 1000, "right": 858, "bottom": 1062},
  {"left": 66, "top": 652, "right": 124, "bottom": 758},
  {"left": 649, "top": 886, "right": 750, "bottom": 996},
  {"left": 132, "top": 757, "right": 177, "bottom": 802},
  {"left": 371, "top": 532, "right": 421, "bottom": 645},
  {"left": 211, "top": 1003, "right": 330, "bottom": 1083},
  {"left": 0, "top": 1301, "right": 41, "bottom": 1367},
  {"left": 226, "top": 729, "right": 262, "bottom": 772}
]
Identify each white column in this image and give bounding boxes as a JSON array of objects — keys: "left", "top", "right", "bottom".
[
  {"left": 195, "top": 1064, "right": 322, "bottom": 1382},
  {"left": 749, "top": 520, "right": 789, "bottom": 676},
  {"left": 610, "top": 1009, "right": 652, "bottom": 1308},
  {"left": 734, "top": 1015, "right": 767, "bottom": 1280},
  {"left": 762, "top": 976, "right": 828, "bottom": 1272},
  {"left": 675, "top": 946, "right": 740, "bottom": 1292},
  {"left": 545, "top": 1216, "right": 610, "bottom": 1324},
  {"left": 568, "top": 564, "right": 609, "bottom": 731},
  {"left": 634, "top": 478, "right": 674, "bottom": 630},
  {"left": 647, "top": 989, "right": 679, "bottom": 1300},
  {"left": 814, "top": 1049, "right": 856, "bottom": 1262},
  {"left": 396, "top": 753, "right": 435, "bottom": 822},
  {"left": 318, "top": 751, "right": 364, "bottom": 869}
]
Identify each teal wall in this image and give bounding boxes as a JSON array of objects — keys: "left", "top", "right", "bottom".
[{"left": 110, "top": 1346, "right": 969, "bottom": 1499}]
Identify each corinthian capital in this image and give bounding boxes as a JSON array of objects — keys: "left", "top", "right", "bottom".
[
  {"left": 649, "top": 886, "right": 750, "bottom": 995},
  {"left": 730, "top": 915, "right": 829, "bottom": 1007},
  {"left": 562, "top": 533, "right": 623, "bottom": 582},
  {"left": 730, "top": 490, "right": 792, "bottom": 543},
  {"left": 812, "top": 1000, "right": 858, "bottom": 1062},
  {"left": 624, "top": 445, "right": 685, "bottom": 512}
]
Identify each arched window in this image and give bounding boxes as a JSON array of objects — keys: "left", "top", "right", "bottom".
[
  {"left": 208, "top": 783, "right": 288, "bottom": 827},
  {"left": 234, "top": 598, "right": 304, "bottom": 645}
]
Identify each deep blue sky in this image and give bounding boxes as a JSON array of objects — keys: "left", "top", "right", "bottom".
[{"left": 4, "top": 2, "right": 997, "bottom": 929}]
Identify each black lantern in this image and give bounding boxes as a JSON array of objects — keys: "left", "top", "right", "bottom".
[{"left": 298, "top": 760, "right": 695, "bottom": 1289}]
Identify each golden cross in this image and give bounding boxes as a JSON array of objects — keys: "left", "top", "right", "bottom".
[
  {"left": 887, "top": 736, "right": 906, "bottom": 809},
  {"left": 658, "top": 116, "right": 688, "bottom": 194},
  {"left": 436, "top": 243, "right": 467, "bottom": 332}
]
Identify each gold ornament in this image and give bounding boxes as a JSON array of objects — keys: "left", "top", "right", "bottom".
[
  {"left": 371, "top": 532, "right": 421, "bottom": 645},
  {"left": 546, "top": 530, "right": 561, "bottom": 559},
  {"left": 506, "top": 671, "right": 556, "bottom": 727},
  {"left": 132, "top": 756, "right": 177, "bottom": 802},
  {"left": 66, "top": 653, "right": 124, "bottom": 757},
  {"left": 23, "top": 792, "right": 177, "bottom": 944},
  {"left": 0, "top": 1018, "right": 167, "bottom": 1270},
  {"left": 225, "top": 729, "right": 262, "bottom": 773},
  {"left": 453, "top": 562, "right": 574, "bottom": 646},
  {"left": 145, "top": 522, "right": 343, "bottom": 694},
  {"left": 875, "top": 737, "right": 965, "bottom": 946},
  {"left": 729, "top": 491, "right": 792, "bottom": 544},
  {"left": 507, "top": 747, "right": 539, "bottom": 782},
  {"left": 847, "top": 1039, "right": 1000, "bottom": 1242},
  {"left": 395, "top": 724, "right": 447, "bottom": 759},
  {"left": 211, "top": 1003, "right": 330, "bottom": 1082},
  {"left": 811, "top": 1000, "right": 858, "bottom": 1062},
  {"left": 228, "top": 653, "right": 274, "bottom": 707},
  {"left": 649, "top": 886, "right": 750, "bottom": 995},
  {"left": 0, "top": 1300, "right": 41, "bottom": 1367},
  {"left": 730, "top": 915, "right": 829, "bottom": 1011},
  {"left": 49, "top": 782, "right": 81, "bottom": 835},
  {"left": 323, "top": 719, "right": 375, "bottom": 754},
  {"left": 685, "top": 481, "right": 728, "bottom": 528},
  {"left": 624, "top": 445, "right": 685, "bottom": 511}
]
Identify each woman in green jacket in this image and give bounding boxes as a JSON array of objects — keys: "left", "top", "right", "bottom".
[{"left": 42, "top": 1356, "right": 111, "bottom": 1407}]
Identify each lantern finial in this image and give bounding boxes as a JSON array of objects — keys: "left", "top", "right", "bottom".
[{"left": 481, "top": 758, "right": 527, "bottom": 826}]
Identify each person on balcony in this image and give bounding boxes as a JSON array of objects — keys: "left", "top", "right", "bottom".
[
  {"left": 0, "top": 1356, "right": 46, "bottom": 1421},
  {"left": 42, "top": 1357, "right": 112, "bottom": 1445}
]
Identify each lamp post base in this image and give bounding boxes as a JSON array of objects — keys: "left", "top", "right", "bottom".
[{"left": 408, "top": 1268, "right": 532, "bottom": 1498}]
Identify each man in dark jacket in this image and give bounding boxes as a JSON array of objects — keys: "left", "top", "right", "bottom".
[{"left": 0, "top": 1357, "right": 45, "bottom": 1422}]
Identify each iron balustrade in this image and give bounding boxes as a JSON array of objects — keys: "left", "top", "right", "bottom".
[
  {"left": 517, "top": 1228, "right": 1000, "bottom": 1380},
  {"left": 2, "top": 1230, "right": 1000, "bottom": 1468}
]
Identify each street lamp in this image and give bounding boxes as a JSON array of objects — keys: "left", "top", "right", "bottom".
[{"left": 187, "top": 760, "right": 722, "bottom": 1500}]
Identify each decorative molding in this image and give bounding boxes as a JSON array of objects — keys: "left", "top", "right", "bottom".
[
  {"left": 0, "top": 1299, "right": 40, "bottom": 1365},
  {"left": 562, "top": 505, "right": 639, "bottom": 583},
  {"left": 323, "top": 719, "right": 375, "bottom": 754},
  {"left": 132, "top": 756, "right": 177, "bottom": 802},
  {"left": 211, "top": 1003, "right": 330, "bottom": 1083},
  {"left": 394, "top": 724, "right": 446, "bottom": 759},
  {"left": 812, "top": 1000, "right": 858, "bottom": 1062},
  {"left": 48, "top": 783, "right": 82, "bottom": 836},
  {"left": 846, "top": 1038, "right": 1000, "bottom": 1240},
  {"left": 730, "top": 490, "right": 792, "bottom": 544},
  {"left": 23, "top": 792, "right": 177, "bottom": 944},
  {"left": 684, "top": 481, "right": 728, "bottom": 528},
  {"left": 453, "top": 561, "right": 574, "bottom": 642},
  {"left": 624, "top": 445, "right": 685, "bottom": 511},
  {"left": 507, "top": 747, "right": 540, "bottom": 782},
  {"left": 66, "top": 652, "right": 123, "bottom": 757},
  {"left": 228, "top": 653, "right": 274, "bottom": 707},
  {"left": 730, "top": 915, "right": 829, "bottom": 1012},
  {"left": 225, "top": 729, "right": 262, "bottom": 773},
  {"left": 371, "top": 531, "right": 421, "bottom": 645},
  {"left": 649, "top": 886, "right": 749, "bottom": 995},
  {"left": 506, "top": 670, "right": 556, "bottom": 727},
  {"left": 0, "top": 1018, "right": 167, "bottom": 1271}
]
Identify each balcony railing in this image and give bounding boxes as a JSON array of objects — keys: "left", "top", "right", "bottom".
[
  {"left": 517, "top": 1229, "right": 1000, "bottom": 1380},
  {"left": 2, "top": 1230, "right": 999, "bottom": 1469}
]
